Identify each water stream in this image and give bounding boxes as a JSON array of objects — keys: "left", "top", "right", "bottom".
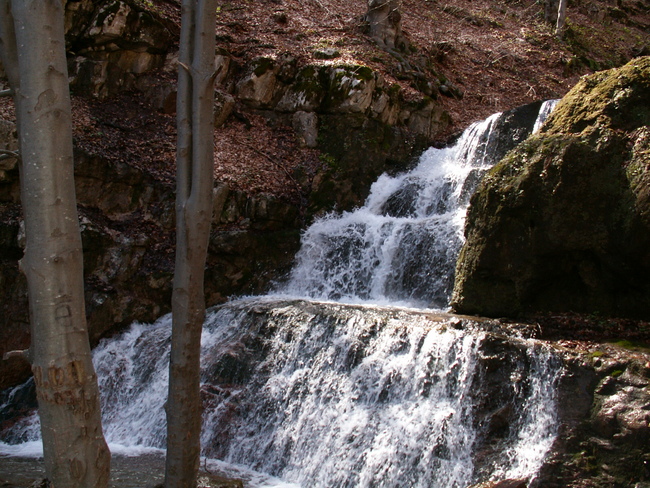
[
  {"left": 279, "top": 111, "right": 503, "bottom": 308},
  {"left": 1, "top": 101, "right": 560, "bottom": 487}
]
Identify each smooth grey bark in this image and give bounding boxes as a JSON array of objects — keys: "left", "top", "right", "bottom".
[
  {"left": 544, "top": 0, "right": 568, "bottom": 36},
  {"left": 555, "top": 0, "right": 568, "bottom": 38},
  {"left": 164, "top": 0, "right": 216, "bottom": 487},
  {"left": 544, "top": 0, "right": 560, "bottom": 24},
  {"left": 366, "top": 0, "right": 403, "bottom": 50},
  {"left": 0, "top": 1, "right": 110, "bottom": 487}
]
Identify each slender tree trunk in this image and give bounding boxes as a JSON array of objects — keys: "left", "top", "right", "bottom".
[
  {"left": 164, "top": 0, "right": 216, "bottom": 486},
  {"left": 555, "top": 0, "right": 568, "bottom": 39},
  {"left": 0, "top": 1, "right": 110, "bottom": 487},
  {"left": 544, "top": 0, "right": 560, "bottom": 24},
  {"left": 366, "top": 0, "right": 403, "bottom": 50}
]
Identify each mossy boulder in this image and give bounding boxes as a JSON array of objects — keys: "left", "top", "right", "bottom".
[
  {"left": 275, "top": 65, "right": 326, "bottom": 112},
  {"left": 451, "top": 56, "right": 650, "bottom": 319},
  {"left": 322, "top": 65, "right": 376, "bottom": 113}
]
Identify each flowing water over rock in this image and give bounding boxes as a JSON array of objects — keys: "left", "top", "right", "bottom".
[
  {"left": 278, "top": 101, "right": 558, "bottom": 308},
  {"left": 1, "top": 300, "right": 562, "bottom": 488},
  {"left": 279, "top": 112, "right": 503, "bottom": 308},
  {"left": 1, "top": 102, "right": 561, "bottom": 487}
]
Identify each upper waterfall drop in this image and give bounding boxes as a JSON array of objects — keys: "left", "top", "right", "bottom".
[{"left": 279, "top": 101, "right": 556, "bottom": 308}]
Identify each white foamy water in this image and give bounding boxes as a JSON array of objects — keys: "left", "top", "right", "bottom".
[
  {"left": 279, "top": 113, "right": 503, "bottom": 308},
  {"left": 532, "top": 99, "right": 559, "bottom": 134},
  {"left": 0, "top": 299, "right": 561, "bottom": 487}
]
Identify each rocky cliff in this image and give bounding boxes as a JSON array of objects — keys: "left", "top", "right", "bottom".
[
  {"left": 536, "top": 340, "right": 650, "bottom": 488},
  {"left": 452, "top": 56, "right": 650, "bottom": 320}
]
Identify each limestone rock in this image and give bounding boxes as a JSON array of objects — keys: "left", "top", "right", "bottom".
[
  {"left": 313, "top": 47, "right": 340, "bottom": 60},
  {"left": 214, "top": 51, "right": 234, "bottom": 89},
  {"left": 323, "top": 65, "right": 376, "bottom": 113},
  {"left": 534, "top": 344, "right": 650, "bottom": 487},
  {"left": 369, "top": 87, "right": 400, "bottom": 126},
  {"left": 405, "top": 97, "right": 451, "bottom": 140},
  {"left": 136, "top": 74, "right": 177, "bottom": 114},
  {"left": 275, "top": 65, "right": 325, "bottom": 113},
  {"left": 0, "top": 149, "right": 303, "bottom": 388},
  {"left": 452, "top": 56, "right": 650, "bottom": 319},
  {"left": 214, "top": 91, "right": 236, "bottom": 128},
  {"left": 235, "top": 57, "right": 281, "bottom": 108},
  {"left": 87, "top": 1, "right": 132, "bottom": 43},
  {"left": 65, "top": 0, "right": 173, "bottom": 98},
  {"left": 309, "top": 113, "right": 427, "bottom": 216}
]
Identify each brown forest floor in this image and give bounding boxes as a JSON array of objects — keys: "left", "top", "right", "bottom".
[{"left": 1, "top": 0, "right": 648, "bottom": 201}]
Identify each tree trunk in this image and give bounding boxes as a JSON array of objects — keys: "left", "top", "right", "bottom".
[
  {"left": 164, "top": 0, "right": 216, "bottom": 487},
  {"left": 0, "top": 1, "right": 110, "bottom": 487},
  {"left": 555, "top": 0, "right": 568, "bottom": 39},
  {"left": 366, "top": 0, "right": 404, "bottom": 51},
  {"left": 544, "top": 0, "right": 560, "bottom": 24}
]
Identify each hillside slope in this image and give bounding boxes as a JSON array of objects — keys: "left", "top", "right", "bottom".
[{"left": 2, "top": 0, "right": 648, "bottom": 199}]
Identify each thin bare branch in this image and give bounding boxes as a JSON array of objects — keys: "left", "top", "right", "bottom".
[{"left": 178, "top": 61, "right": 191, "bottom": 74}]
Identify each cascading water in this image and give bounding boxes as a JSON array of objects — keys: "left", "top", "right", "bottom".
[
  {"left": 278, "top": 99, "right": 558, "bottom": 308},
  {"left": 0, "top": 300, "right": 562, "bottom": 488},
  {"left": 278, "top": 112, "right": 503, "bottom": 308},
  {"left": 1, "top": 101, "right": 562, "bottom": 488}
]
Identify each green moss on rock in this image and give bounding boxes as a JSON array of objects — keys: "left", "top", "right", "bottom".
[
  {"left": 543, "top": 56, "right": 650, "bottom": 135},
  {"left": 452, "top": 57, "right": 650, "bottom": 319},
  {"left": 308, "top": 113, "right": 424, "bottom": 218},
  {"left": 322, "top": 65, "right": 376, "bottom": 112}
]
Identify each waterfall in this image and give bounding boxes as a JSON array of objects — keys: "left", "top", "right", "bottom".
[
  {"left": 532, "top": 99, "right": 559, "bottom": 134},
  {"left": 1, "top": 299, "right": 562, "bottom": 488},
  {"left": 278, "top": 113, "right": 503, "bottom": 308},
  {"left": 278, "top": 100, "right": 557, "bottom": 308},
  {"left": 0, "top": 102, "right": 562, "bottom": 488}
]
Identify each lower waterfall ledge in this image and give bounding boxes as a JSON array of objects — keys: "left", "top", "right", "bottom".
[{"left": 1, "top": 298, "right": 648, "bottom": 487}]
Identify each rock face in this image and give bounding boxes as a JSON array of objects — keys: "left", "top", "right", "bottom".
[
  {"left": 64, "top": 0, "right": 173, "bottom": 98},
  {"left": 0, "top": 146, "right": 301, "bottom": 390},
  {"left": 226, "top": 58, "right": 450, "bottom": 216},
  {"left": 535, "top": 343, "right": 650, "bottom": 488},
  {"left": 0, "top": 166, "right": 300, "bottom": 313},
  {"left": 452, "top": 57, "right": 650, "bottom": 319}
]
